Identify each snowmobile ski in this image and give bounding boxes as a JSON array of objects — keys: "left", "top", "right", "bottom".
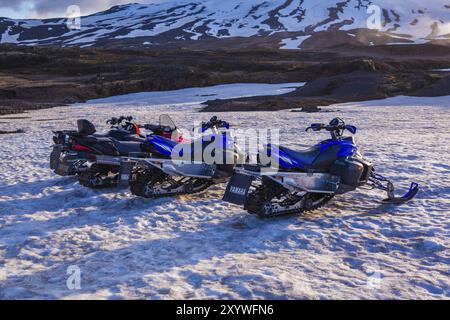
[{"left": 382, "top": 182, "right": 419, "bottom": 204}]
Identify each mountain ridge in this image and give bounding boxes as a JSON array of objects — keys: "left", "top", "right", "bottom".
[{"left": 0, "top": 0, "right": 449, "bottom": 49}]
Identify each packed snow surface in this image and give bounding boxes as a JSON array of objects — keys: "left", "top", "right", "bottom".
[{"left": 0, "top": 83, "right": 449, "bottom": 299}]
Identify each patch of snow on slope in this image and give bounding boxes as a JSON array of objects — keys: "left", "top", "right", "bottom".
[
  {"left": 0, "top": 27, "right": 20, "bottom": 44},
  {"left": 87, "top": 82, "right": 306, "bottom": 105},
  {"left": 280, "top": 35, "right": 311, "bottom": 49},
  {"left": 0, "top": 85, "right": 449, "bottom": 299}
]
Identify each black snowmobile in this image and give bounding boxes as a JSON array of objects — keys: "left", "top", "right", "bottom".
[
  {"left": 223, "top": 118, "right": 419, "bottom": 218},
  {"left": 50, "top": 116, "right": 143, "bottom": 176},
  {"left": 50, "top": 115, "right": 183, "bottom": 188}
]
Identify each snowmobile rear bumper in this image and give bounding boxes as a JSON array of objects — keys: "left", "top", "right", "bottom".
[
  {"left": 51, "top": 147, "right": 81, "bottom": 176},
  {"left": 50, "top": 146, "right": 62, "bottom": 170}
]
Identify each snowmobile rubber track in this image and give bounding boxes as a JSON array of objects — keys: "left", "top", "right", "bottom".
[
  {"left": 129, "top": 167, "right": 213, "bottom": 199},
  {"left": 77, "top": 164, "right": 119, "bottom": 189},
  {"left": 247, "top": 193, "right": 334, "bottom": 218},
  {"left": 245, "top": 177, "right": 334, "bottom": 218}
]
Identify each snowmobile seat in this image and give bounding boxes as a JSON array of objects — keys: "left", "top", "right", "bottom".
[
  {"left": 77, "top": 119, "right": 96, "bottom": 136},
  {"left": 78, "top": 136, "right": 119, "bottom": 156},
  {"left": 93, "top": 130, "right": 144, "bottom": 142},
  {"left": 278, "top": 145, "right": 322, "bottom": 165},
  {"left": 106, "top": 129, "right": 143, "bottom": 141},
  {"left": 112, "top": 140, "right": 143, "bottom": 156}
]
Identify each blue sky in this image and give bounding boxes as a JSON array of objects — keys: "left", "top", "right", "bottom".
[{"left": 0, "top": 0, "right": 161, "bottom": 19}]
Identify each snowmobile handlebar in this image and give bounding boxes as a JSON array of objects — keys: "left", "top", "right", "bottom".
[
  {"left": 201, "top": 116, "right": 230, "bottom": 132},
  {"left": 306, "top": 118, "right": 356, "bottom": 139},
  {"left": 106, "top": 116, "right": 133, "bottom": 126},
  {"left": 103, "top": 116, "right": 176, "bottom": 134}
]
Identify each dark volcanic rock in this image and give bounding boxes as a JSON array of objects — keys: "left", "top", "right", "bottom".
[
  {"left": 201, "top": 96, "right": 339, "bottom": 112},
  {"left": 0, "top": 129, "right": 25, "bottom": 134},
  {"left": 288, "top": 72, "right": 387, "bottom": 100},
  {"left": 1, "top": 44, "right": 449, "bottom": 115},
  {"left": 202, "top": 68, "right": 445, "bottom": 112},
  {"left": 413, "top": 75, "right": 450, "bottom": 96},
  {"left": 306, "top": 59, "right": 396, "bottom": 77}
]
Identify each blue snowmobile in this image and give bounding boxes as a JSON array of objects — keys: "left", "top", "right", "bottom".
[
  {"left": 223, "top": 118, "right": 419, "bottom": 218},
  {"left": 129, "top": 116, "right": 245, "bottom": 198}
]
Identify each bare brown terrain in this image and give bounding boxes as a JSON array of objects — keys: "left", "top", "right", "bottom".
[
  {"left": 0, "top": 45, "right": 310, "bottom": 114},
  {"left": 202, "top": 44, "right": 450, "bottom": 112},
  {"left": 1, "top": 43, "right": 450, "bottom": 115}
]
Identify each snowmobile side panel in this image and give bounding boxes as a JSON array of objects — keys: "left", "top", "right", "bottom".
[
  {"left": 231, "top": 168, "right": 340, "bottom": 194},
  {"left": 330, "top": 158, "right": 372, "bottom": 188},
  {"left": 161, "top": 161, "right": 216, "bottom": 179},
  {"left": 309, "top": 144, "right": 342, "bottom": 170},
  {"left": 94, "top": 155, "right": 122, "bottom": 166},
  {"left": 271, "top": 172, "right": 340, "bottom": 194}
]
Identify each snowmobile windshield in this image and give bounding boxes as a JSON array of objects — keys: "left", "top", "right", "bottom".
[{"left": 159, "top": 114, "right": 176, "bottom": 130}]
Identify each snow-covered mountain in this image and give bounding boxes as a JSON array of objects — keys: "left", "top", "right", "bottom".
[{"left": 1, "top": 0, "right": 450, "bottom": 48}]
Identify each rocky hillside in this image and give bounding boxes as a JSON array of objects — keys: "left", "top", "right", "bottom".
[{"left": 1, "top": 43, "right": 449, "bottom": 115}]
